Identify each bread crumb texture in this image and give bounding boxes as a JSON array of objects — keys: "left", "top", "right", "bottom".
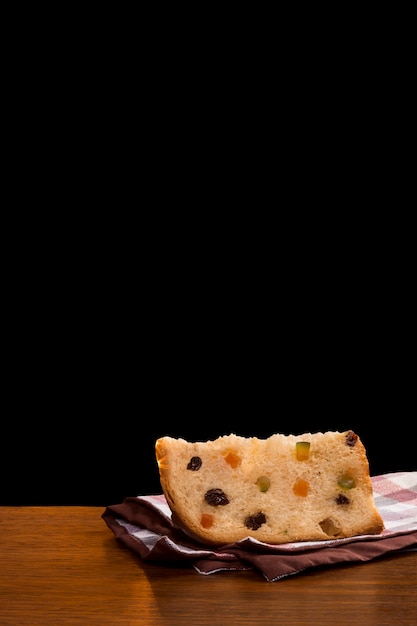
[{"left": 155, "top": 431, "right": 385, "bottom": 545}]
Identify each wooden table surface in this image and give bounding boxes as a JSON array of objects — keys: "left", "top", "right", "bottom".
[{"left": 0, "top": 506, "right": 416, "bottom": 626}]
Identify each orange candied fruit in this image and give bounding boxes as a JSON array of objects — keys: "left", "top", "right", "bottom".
[
  {"left": 200, "top": 513, "right": 214, "bottom": 529},
  {"left": 224, "top": 451, "right": 242, "bottom": 468},
  {"left": 293, "top": 478, "right": 309, "bottom": 497}
]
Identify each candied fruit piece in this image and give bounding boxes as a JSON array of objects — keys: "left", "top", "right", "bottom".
[
  {"left": 224, "top": 451, "right": 241, "bottom": 468},
  {"left": 296, "top": 441, "right": 310, "bottom": 461},
  {"left": 338, "top": 476, "right": 356, "bottom": 490},
  {"left": 245, "top": 511, "right": 267, "bottom": 530},
  {"left": 293, "top": 478, "right": 309, "bottom": 497},
  {"left": 200, "top": 513, "right": 214, "bottom": 529},
  {"left": 256, "top": 475, "right": 271, "bottom": 492},
  {"left": 187, "top": 456, "right": 202, "bottom": 471},
  {"left": 320, "top": 517, "right": 341, "bottom": 536},
  {"left": 204, "top": 488, "right": 229, "bottom": 506}
]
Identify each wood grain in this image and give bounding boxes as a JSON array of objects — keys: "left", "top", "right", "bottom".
[{"left": 0, "top": 506, "right": 416, "bottom": 625}]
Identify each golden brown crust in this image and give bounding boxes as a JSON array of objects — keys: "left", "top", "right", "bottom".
[{"left": 155, "top": 431, "right": 384, "bottom": 546}]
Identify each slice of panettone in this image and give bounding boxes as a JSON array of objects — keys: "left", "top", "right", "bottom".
[{"left": 155, "top": 430, "right": 384, "bottom": 545}]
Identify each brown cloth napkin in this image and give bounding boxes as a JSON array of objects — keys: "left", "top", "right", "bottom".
[{"left": 102, "top": 471, "right": 417, "bottom": 581}]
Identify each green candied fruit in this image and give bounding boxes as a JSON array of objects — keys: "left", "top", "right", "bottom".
[
  {"left": 296, "top": 441, "right": 310, "bottom": 461},
  {"left": 256, "top": 475, "right": 271, "bottom": 492},
  {"left": 337, "top": 476, "right": 356, "bottom": 490}
]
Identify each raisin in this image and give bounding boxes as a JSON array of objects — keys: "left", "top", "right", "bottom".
[
  {"left": 336, "top": 494, "right": 350, "bottom": 505},
  {"left": 346, "top": 431, "right": 358, "bottom": 447},
  {"left": 245, "top": 511, "right": 267, "bottom": 531},
  {"left": 204, "top": 488, "right": 229, "bottom": 506},
  {"left": 187, "top": 456, "right": 202, "bottom": 471}
]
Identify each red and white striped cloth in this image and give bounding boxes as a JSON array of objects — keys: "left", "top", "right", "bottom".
[{"left": 103, "top": 471, "right": 417, "bottom": 581}]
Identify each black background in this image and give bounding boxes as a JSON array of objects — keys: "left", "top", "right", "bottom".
[
  {"left": 3, "top": 35, "right": 415, "bottom": 507},
  {"left": 2, "top": 218, "right": 415, "bottom": 506}
]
